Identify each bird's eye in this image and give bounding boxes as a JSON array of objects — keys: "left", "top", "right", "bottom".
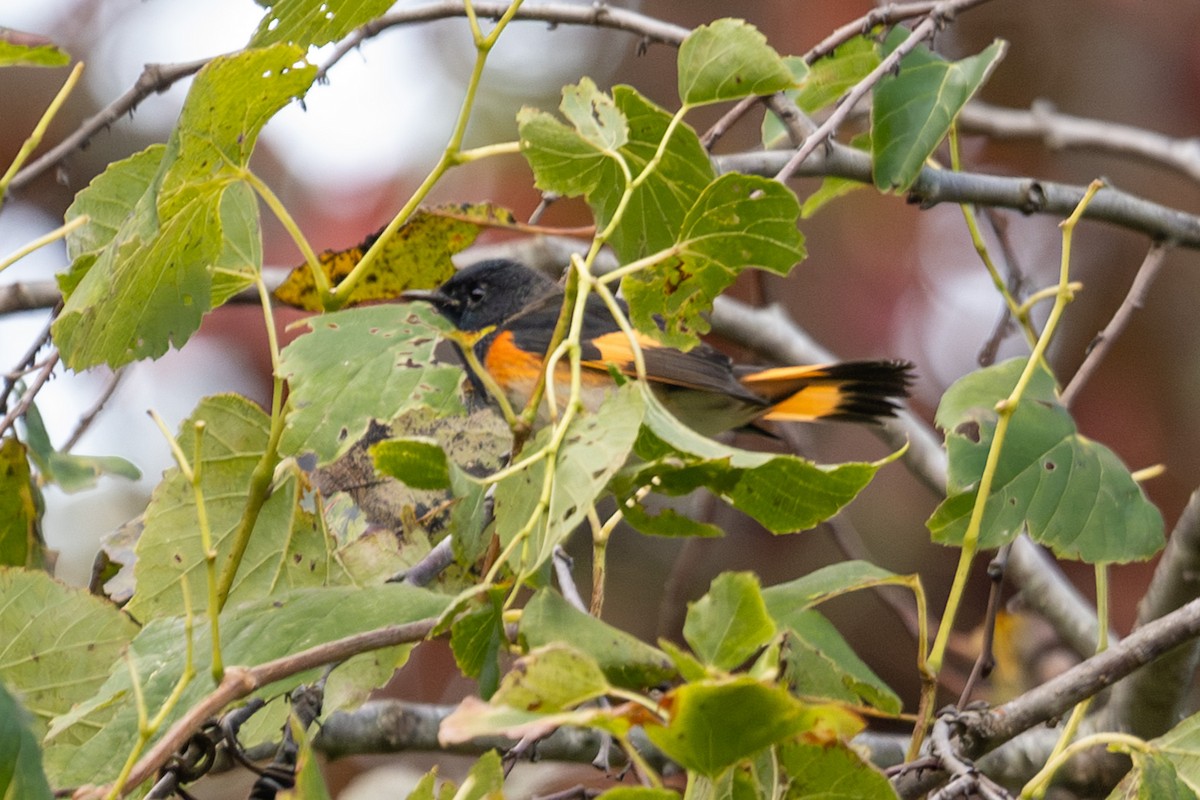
[{"left": 468, "top": 286, "right": 486, "bottom": 305}]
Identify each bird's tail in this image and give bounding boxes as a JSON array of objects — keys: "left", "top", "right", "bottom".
[{"left": 738, "top": 360, "right": 914, "bottom": 424}]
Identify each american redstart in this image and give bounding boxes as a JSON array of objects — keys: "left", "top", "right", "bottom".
[{"left": 404, "top": 259, "right": 913, "bottom": 436}]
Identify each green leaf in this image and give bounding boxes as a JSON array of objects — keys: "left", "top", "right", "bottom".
[
  {"left": 0, "top": 439, "right": 44, "bottom": 569},
  {"left": 456, "top": 750, "right": 505, "bottom": 800},
  {"left": 872, "top": 30, "right": 1006, "bottom": 191},
  {"left": 450, "top": 589, "right": 506, "bottom": 699},
  {"left": 371, "top": 437, "right": 451, "bottom": 490},
  {"left": 778, "top": 739, "right": 899, "bottom": 800},
  {"left": 0, "top": 569, "right": 138, "bottom": 738},
  {"left": 281, "top": 717, "right": 333, "bottom": 800},
  {"left": 1125, "top": 706, "right": 1200, "bottom": 798},
  {"left": 251, "top": 0, "right": 398, "bottom": 47},
  {"left": 0, "top": 33, "right": 69, "bottom": 67},
  {"left": 683, "top": 572, "right": 776, "bottom": 671},
  {"left": 519, "top": 589, "right": 677, "bottom": 690},
  {"left": 927, "top": 359, "right": 1164, "bottom": 561},
  {"left": 53, "top": 45, "right": 314, "bottom": 369},
  {"left": 495, "top": 384, "right": 644, "bottom": 577},
  {"left": 438, "top": 695, "right": 629, "bottom": 745},
  {"left": 126, "top": 394, "right": 341, "bottom": 620},
  {"left": 801, "top": 176, "right": 864, "bottom": 218},
  {"left": 491, "top": 644, "right": 611, "bottom": 712},
  {"left": 643, "top": 678, "right": 812, "bottom": 777},
  {"left": 520, "top": 85, "right": 714, "bottom": 263},
  {"left": 763, "top": 40, "right": 880, "bottom": 148},
  {"left": 762, "top": 560, "right": 907, "bottom": 614},
  {"left": 623, "top": 173, "right": 804, "bottom": 348},
  {"left": 279, "top": 303, "right": 465, "bottom": 463},
  {"left": 1107, "top": 749, "right": 1198, "bottom": 800},
  {"left": 659, "top": 639, "right": 708, "bottom": 682},
  {"left": 596, "top": 790, "right": 680, "bottom": 800},
  {"left": 561, "top": 77, "right": 629, "bottom": 151},
  {"left": 44, "top": 583, "right": 450, "bottom": 788},
  {"left": 620, "top": 502, "right": 723, "bottom": 538},
  {"left": 777, "top": 611, "right": 901, "bottom": 714},
  {"left": 622, "top": 392, "right": 884, "bottom": 534},
  {"left": 60, "top": 145, "right": 165, "bottom": 295},
  {"left": 0, "top": 683, "right": 53, "bottom": 800},
  {"left": 20, "top": 402, "right": 140, "bottom": 493},
  {"left": 798, "top": 37, "right": 881, "bottom": 114},
  {"left": 677, "top": 19, "right": 794, "bottom": 107}
]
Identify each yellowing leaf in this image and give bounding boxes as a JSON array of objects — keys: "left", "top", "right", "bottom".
[{"left": 273, "top": 203, "right": 517, "bottom": 311}]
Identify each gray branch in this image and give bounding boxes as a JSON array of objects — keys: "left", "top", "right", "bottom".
[
  {"left": 960, "top": 100, "right": 1200, "bottom": 184},
  {"left": 717, "top": 146, "right": 1200, "bottom": 249}
]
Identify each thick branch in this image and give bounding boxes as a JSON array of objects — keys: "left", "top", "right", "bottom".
[
  {"left": 1105, "top": 488, "right": 1200, "bottom": 738},
  {"left": 960, "top": 100, "right": 1200, "bottom": 184},
  {"left": 311, "top": 698, "right": 908, "bottom": 771},
  {"left": 896, "top": 596, "right": 1200, "bottom": 797},
  {"left": 82, "top": 617, "right": 438, "bottom": 800},
  {"left": 717, "top": 147, "right": 1200, "bottom": 248}
]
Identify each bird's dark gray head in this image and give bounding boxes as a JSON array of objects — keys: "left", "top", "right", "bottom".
[{"left": 403, "top": 259, "right": 560, "bottom": 331}]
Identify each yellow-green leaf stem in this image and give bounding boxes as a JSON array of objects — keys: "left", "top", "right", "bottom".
[
  {"left": 327, "top": 0, "right": 525, "bottom": 309},
  {"left": 1019, "top": 731, "right": 1148, "bottom": 800},
  {"left": 927, "top": 180, "right": 1104, "bottom": 677},
  {"left": 0, "top": 215, "right": 88, "bottom": 275},
  {"left": 0, "top": 61, "right": 84, "bottom": 202},
  {"left": 242, "top": 168, "right": 328, "bottom": 300},
  {"left": 148, "top": 411, "right": 223, "bottom": 681},
  {"left": 1032, "top": 563, "right": 1110, "bottom": 798},
  {"left": 105, "top": 577, "right": 196, "bottom": 800},
  {"left": 214, "top": 276, "right": 289, "bottom": 611},
  {"left": 948, "top": 123, "right": 1037, "bottom": 350}
]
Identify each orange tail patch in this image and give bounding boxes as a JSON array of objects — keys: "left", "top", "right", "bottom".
[{"left": 739, "top": 360, "right": 914, "bottom": 424}]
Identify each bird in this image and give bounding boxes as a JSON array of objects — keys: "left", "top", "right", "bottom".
[{"left": 403, "top": 259, "right": 913, "bottom": 436}]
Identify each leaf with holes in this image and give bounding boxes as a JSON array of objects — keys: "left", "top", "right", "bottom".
[
  {"left": 677, "top": 18, "right": 794, "bottom": 107},
  {"left": 251, "top": 0, "right": 398, "bottom": 47},
  {"left": 279, "top": 303, "right": 464, "bottom": 463},
  {"left": 126, "top": 394, "right": 343, "bottom": 621},
  {"left": 44, "top": 583, "right": 450, "bottom": 788},
  {"left": 520, "top": 84, "right": 714, "bottom": 262},
  {"left": 53, "top": 45, "right": 313, "bottom": 369},
  {"left": 928, "top": 358, "right": 1163, "bottom": 562},
  {"left": 622, "top": 172, "right": 805, "bottom": 348}
]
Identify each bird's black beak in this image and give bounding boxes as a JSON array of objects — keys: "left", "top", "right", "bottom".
[{"left": 401, "top": 288, "right": 457, "bottom": 311}]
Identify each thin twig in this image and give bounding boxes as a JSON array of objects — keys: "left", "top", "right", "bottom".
[
  {"left": 317, "top": 1, "right": 691, "bottom": 82},
  {"left": 0, "top": 350, "right": 58, "bottom": 437},
  {"left": 1060, "top": 243, "right": 1169, "bottom": 407},
  {"left": 803, "top": 1, "right": 948, "bottom": 62},
  {"left": 61, "top": 368, "right": 125, "bottom": 452},
  {"left": 83, "top": 617, "right": 438, "bottom": 800},
  {"left": 928, "top": 715, "right": 1012, "bottom": 800},
  {"left": 956, "top": 544, "right": 1009, "bottom": 707},
  {"left": 774, "top": 0, "right": 998, "bottom": 184},
  {"left": 8, "top": 59, "right": 209, "bottom": 192},
  {"left": 700, "top": 95, "right": 762, "bottom": 151}
]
